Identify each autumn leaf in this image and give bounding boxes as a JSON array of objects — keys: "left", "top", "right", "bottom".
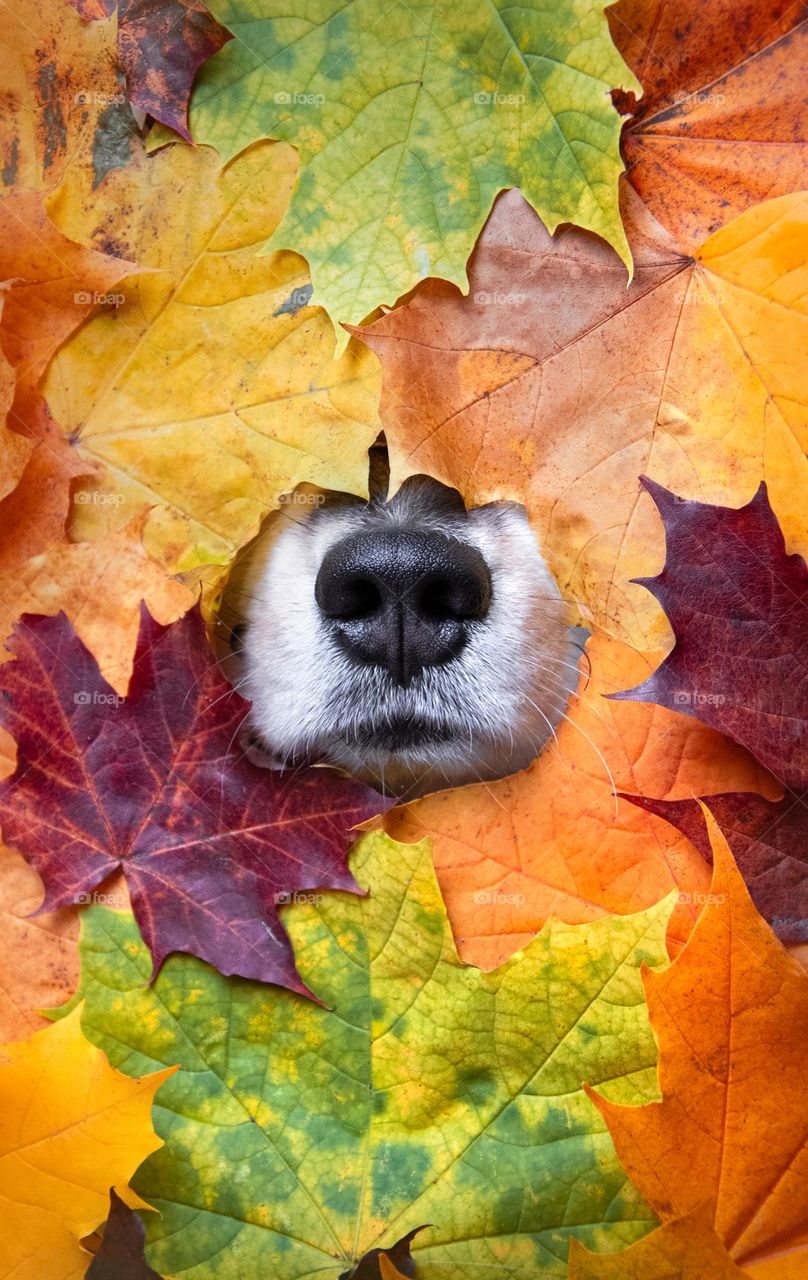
[
  {"left": 0, "top": 845, "right": 79, "bottom": 1044},
  {"left": 348, "top": 1227, "right": 427, "bottom": 1280},
  {"left": 85, "top": 1190, "right": 163, "bottom": 1280},
  {"left": 386, "top": 631, "right": 777, "bottom": 968},
  {"left": 0, "top": 192, "right": 139, "bottom": 431},
  {"left": 0, "top": 606, "right": 389, "bottom": 995},
  {"left": 177, "top": 0, "right": 640, "bottom": 343},
  {"left": 568, "top": 1204, "right": 747, "bottom": 1279},
  {"left": 67, "top": 831, "right": 672, "bottom": 1278},
  {"left": 69, "top": 0, "right": 232, "bottom": 143},
  {"left": 584, "top": 809, "right": 808, "bottom": 1275},
  {"left": 0, "top": 1006, "right": 173, "bottom": 1280},
  {"left": 358, "top": 188, "right": 808, "bottom": 649},
  {"left": 0, "top": 0, "right": 139, "bottom": 195},
  {"left": 622, "top": 792, "right": 808, "bottom": 946},
  {"left": 0, "top": 512, "right": 193, "bottom": 696},
  {"left": 44, "top": 139, "right": 381, "bottom": 575},
  {"left": 611, "top": 478, "right": 808, "bottom": 789},
  {"left": 608, "top": 0, "right": 808, "bottom": 252}
]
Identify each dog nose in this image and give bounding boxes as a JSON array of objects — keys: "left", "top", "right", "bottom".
[{"left": 315, "top": 529, "right": 491, "bottom": 685}]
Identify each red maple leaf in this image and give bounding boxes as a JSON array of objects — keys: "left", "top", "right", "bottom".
[
  {"left": 0, "top": 606, "right": 389, "bottom": 997},
  {"left": 611, "top": 477, "right": 808, "bottom": 789},
  {"left": 621, "top": 791, "right": 807, "bottom": 944},
  {"left": 613, "top": 478, "right": 808, "bottom": 944}
]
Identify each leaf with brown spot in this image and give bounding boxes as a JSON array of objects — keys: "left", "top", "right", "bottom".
[
  {"left": 0, "top": 605, "right": 390, "bottom": 996},
  {"left": 0, "top": 0, "right": 137, "bottom": 195},
  {"left": 608, "top": 0, "right": 808, "bottom": 252},
  {"left": 385, "top": 632, "right": 777, "bottom": 968},
  {"left": 358, "top": 190, "right": 808, "bottom": 649},
  {"left": 68, "top": 0, "right": 232, "bottom": 142}
]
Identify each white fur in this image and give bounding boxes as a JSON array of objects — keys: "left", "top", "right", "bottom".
[{"left": 232, "top": 481, "right": 577, "bottom": 797}]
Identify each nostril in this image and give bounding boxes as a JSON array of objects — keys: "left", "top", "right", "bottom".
[
  {"left": 315, "top": 529, "right": 492, "bottom": 683},
  {"left": 316, "top": 571, "right": 382, "bottom": 620},
  {"left": 417, "top": 567, "right": 490, "bottom": 621}
]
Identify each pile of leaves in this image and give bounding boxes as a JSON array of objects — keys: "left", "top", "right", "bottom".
[{"left": 0, "top": 0, "right": 806, "bottom": 1276}]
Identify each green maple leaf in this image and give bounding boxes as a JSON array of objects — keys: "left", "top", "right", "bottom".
[
  {"left": 182, "top": 0, "right": 640, "bottom": 347},
  {"left": 70, "top": 833, "right": 670, "bottom": 1278}
]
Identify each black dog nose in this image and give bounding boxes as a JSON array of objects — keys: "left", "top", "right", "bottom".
[{"left": 315, "top": 530, "right": 491, "bottom": 685}]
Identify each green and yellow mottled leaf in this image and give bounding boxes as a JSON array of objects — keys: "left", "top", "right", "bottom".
[
  {"left": 180, "top": 0, "right": 640, "bottom": 345},
  {"left": 44, "top": 139, "right": 381, "bottom": 575},
  {"left": 70, "top": 832, "right": 674, "bottom": 1278}
]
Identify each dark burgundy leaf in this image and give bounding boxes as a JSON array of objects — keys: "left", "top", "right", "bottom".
[
  {"left": 621, "top": 791, "right": 808, "bottom": 944},
  {"left": 339, "top": 1226, "right": 428, "bottom": 1279},
  {"left": 68, "top": 0, "right": 232, "bottom": 140},
  {"left": 85, "top": 1190, "right": 163, "bottom": 1279},
  {"left": 611, "top": 478, "right": 808, "bottom": 789},
  {"left": 0, "top": 606, "right": 390, "bottom": 997}
]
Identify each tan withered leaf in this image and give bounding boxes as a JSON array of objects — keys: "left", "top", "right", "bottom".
[
  {"left": 0, "top": 846, "right": 79, "bottom": 1044},
  {"left": 358, "top": 188, "right": 808, "bottom": 649},
  {"left": 386, "top": 633, "right": 777, "bottom": 967},
  {"left": 45, "top": 140, "right": 381, "bottom": 576}
]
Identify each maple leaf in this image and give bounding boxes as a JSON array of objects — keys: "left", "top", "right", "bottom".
[
  {"left": 64, "top": 831, "right": 672, "bottom": 1278},
  {"left": 0, "top": 605, "right": 389, "bottom": 995},
  {"left": 68, "top": 0, "right": 232, "bottom": 143},
  {"left": 583, "top": 809, "right": 808, "bottom": 1275},
  {"left": 178, "top": 0, "right": 639, "bottom": 343},
  {"left": 610, "top": 478, "right": 808, "bottom": 789},
  {"left": 621, "top": 792, "right": 808, "bottom": 946},
  {"left": 85, "top": 1190, "right": 164, "bottom": 1279},
  {"left": 569, "top": 1204, "right": 747, "bottom": 1279},
  {"left": 358, "top": 188, "right": 808, "bottom": 650},
  {"left": 608, "top": 0, "right": 808, "bottom": 252},
  {"left": 387, "top": 631, "right": 777, "bottom": 968},
  {"left": 0, "top": 0, "right": 138, "bottom": 196},
  {"left": 0, "top": 512, "right": 194, "bottom": 696},
  {"left": 44, "top": 139, "right": 381, "bottom": 576},
  {"left": 0, "top": 1007, "right": 173, "bottom": 1280},
  {"left": 0, "top": 844, "right": 79, "bottom": 1043},
  {"left": 0, "top": 192, "right": 139, "bottom": 431}
]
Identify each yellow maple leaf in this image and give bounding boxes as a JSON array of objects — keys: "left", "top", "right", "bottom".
[
  {"left": 45, "top": 140, "right": 382, "bottom": 577},
  {"left": 0, "top": 1006, "right": 174, "bottom": 1279}
]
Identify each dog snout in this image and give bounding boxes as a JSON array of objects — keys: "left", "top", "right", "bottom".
[{"left": 315, "top": 529, "right": 491, "bottom": 685}]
